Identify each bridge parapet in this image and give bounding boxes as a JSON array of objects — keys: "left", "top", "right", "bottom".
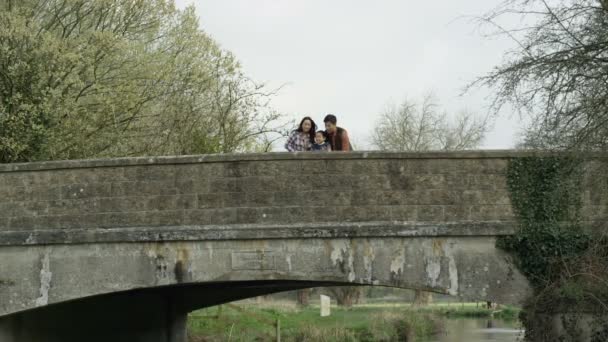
[
  {"left": 0, "top": 151, "right": 535, "bottom": 245},
  {"left": 1, "top": 151, "right": 606, "bottom": 245}
]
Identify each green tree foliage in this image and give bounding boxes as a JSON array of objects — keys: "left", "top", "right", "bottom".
[{"left": 0, "top": 0, "right": 285, "bottom": 162}]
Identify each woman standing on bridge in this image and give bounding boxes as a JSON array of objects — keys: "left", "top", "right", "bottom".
[{"left": 285, "top": 117, "right": 317, "bottom": 151}]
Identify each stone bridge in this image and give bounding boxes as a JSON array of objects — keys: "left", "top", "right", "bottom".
[{"left": 0, "top": 151, "right": 605, "bottom": 341}]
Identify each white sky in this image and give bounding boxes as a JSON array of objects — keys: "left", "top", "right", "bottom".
[{"left": 176, "top": 0, "right": 525, "bottom": 149}]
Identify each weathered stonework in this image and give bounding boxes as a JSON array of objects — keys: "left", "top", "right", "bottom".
[{"left": 0, "top": 151, "right": 606, "bottom": 342}]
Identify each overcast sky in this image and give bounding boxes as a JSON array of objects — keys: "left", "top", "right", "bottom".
[{"left": 176, "top": 0, "right": 524, "bottom": 149}]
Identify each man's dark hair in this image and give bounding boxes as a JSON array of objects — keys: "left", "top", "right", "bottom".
[{"left": 323, "top": 114, "right": 337, "bottom": 124}]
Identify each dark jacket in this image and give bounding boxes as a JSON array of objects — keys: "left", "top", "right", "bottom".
[{"left": 312, "top": 142, "right": 331, "bottom": 151}]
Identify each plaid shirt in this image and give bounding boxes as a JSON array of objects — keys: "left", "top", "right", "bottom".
[{"left": 285, "top": 131, "right": 312, "bottom": 151}]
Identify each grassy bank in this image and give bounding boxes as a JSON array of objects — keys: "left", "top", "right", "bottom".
[
  {"left": 339, "top": 302, "right": 520, "bottom": 320},
  {"left": 187, "top": 302, "right": 519, "bottom": 341}
]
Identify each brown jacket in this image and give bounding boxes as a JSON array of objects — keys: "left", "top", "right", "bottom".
[{"left": 327, "top": 127, "right": 351, "bottom": 151}]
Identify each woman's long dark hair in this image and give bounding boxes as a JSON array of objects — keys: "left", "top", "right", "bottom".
[{"left": 296, "top": 116, "right": 317, "bottom": 143}]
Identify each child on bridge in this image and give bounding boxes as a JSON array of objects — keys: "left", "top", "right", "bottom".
[{"left": 312, "top": 130, "right": 332, "bottom": 151}]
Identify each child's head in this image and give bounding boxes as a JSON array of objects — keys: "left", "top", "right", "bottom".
[{"left": 315, "top": 130, "right": 327, "bottom": 144}]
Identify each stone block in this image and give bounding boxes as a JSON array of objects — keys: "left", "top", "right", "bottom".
[
  {"left": 326, "top": 160, "right": 354, "bottom": 174},
  {"left": 134, "top": 165, "right": 176, "bottom": 182},
  {"left": 495, "top": 205, "right": 515, "bottom": 220},
  {"left": 389, "top": 205, "right": 418, "bottom": 221},
  {"left": 467, "top": 174, "right": 504, "bottom": 190},
  {"left": 175, "top": 179, "right": 208, "bottom": 194},
  {"left": 47, "top": 199, "right": 99, "bottom": 216},
  {"left": 309, "top": 176, "right": 333, "bottom": 189},
  {"left": 469, "top": 205, "right": 514, "bottom": 221},
  {"left": 246, "top": 191, "right": 275, "bottom": 207},
  {"left": 61, "top": 183, "right": 112, "bottom": 199},
  {"left": 235, "top": 176, "right": 279, "bottom": 193},
  {"left": 144, "top": 195, "right": 178, "bottom": 212},
  {"left": 1, "top": 202, "right": 49, "bottom": 218},
  {"left": 7, "top": 186, "right": 61, "bottom": 202},
  {"left": 401, "top": 190, "right": 430, "bottom": 205},
  {"left": 249, "top": 161, "right": 286, "bottom": 176},
  {"left": 412, "top": 174, "right": 446, "bottom": 190},
  {"left": 196, "top": 193, "right": 219, "bottom": 209},
  {"left": 209, "top": 178, "right": 238, "bottom": 193},
  {"left": 425, "top": 159, "right": 455, "bottom": 174},
  {"left": 221, "top": 162, "right": 245, "bottom": 178},
  {"left": 480, "top": 190, "right": 511, "bottom": 205},
  {"left": 111, "top": 181, "right": 177, "bottom": 197},
  {"left": 461, "top": 190, "right": 483, "bottom": 204},
  {"left": 235, "top": 207, "right": 304, "bottom": 224},
  {"left": 417, "top": 206, "right": 445, "bottom": 221},
  {"left": 97, "top": 197, "right": 145, "bottom": 213},
  {"left": 184, "top": 208, "right": 238, "bottom": 225},
  {"left": 272, "top": 192, "right": 303, "bottom": 207},
  {"left": 338, "top": 205, "right": 392, "bottom": 222},
  {"left": 296, "top": 160, "right": 328, "bottom": 175},
  {"left": 444, "top": 205, "right": 471, "bottom": 222},
  {"left": 8, "top": 216, "right": 41, "bottom": 230},
  {"left": 308, "top": 206, "right": 339, "bottom": 222},
  {"left": 378, "top": 191, "right": 407, "bottom": 206},
  {"left": 98, "top": 212, "right": 149, "bottom": 228},
  {"left": 320, "top": 295, "right": 331, "bottom": 317},
  {"left": 388, "top": 174, "right": 415, "bottom": 191},
  {"left": 480, "top": 159, "right": 508, "bottom": 173},
  {"left": 351, "top": 174, "right": 388, "bottom": 190},
  {"left": 350, "top": 191, "right": 381, "bottom": 206},
  {"left": 426, "top": 190, "right": 459, "bottom": 205}
]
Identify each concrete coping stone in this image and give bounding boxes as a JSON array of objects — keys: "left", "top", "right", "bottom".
[
  {"left": 0, "top": 220, "right": 517, "bottom": 246},
  {"left": 1, "top": 150, "right": 606, "bottom": 173}
]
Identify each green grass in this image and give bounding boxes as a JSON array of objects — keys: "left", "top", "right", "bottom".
[{"left": 187, "top": 302, "right": 520, "bottom": 341}]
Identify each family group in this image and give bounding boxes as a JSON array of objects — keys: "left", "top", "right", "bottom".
[{"left": 284, "top": 114, "right": 352, "bottom": 152}]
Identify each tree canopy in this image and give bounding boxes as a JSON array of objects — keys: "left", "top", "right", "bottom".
[
  {"left": 476, "top": 0, "right": 608, "bottom": 150},
  {"left": 372, "top": 93, "right": 488, "bottom": 152},
  {"left": 0, "top": 0, "right": 285, "bottom": 162}
]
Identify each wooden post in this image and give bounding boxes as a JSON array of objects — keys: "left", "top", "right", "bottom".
[{"left": 275, "top": 318, "right": 281, "bottom": 342}]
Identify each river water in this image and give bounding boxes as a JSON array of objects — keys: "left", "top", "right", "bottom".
[{"left": 426, "top": 318, "right": 524, "bottom": 342}]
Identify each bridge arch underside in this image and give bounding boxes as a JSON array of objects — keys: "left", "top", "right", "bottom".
[
  {"left": 0, "top": 234, "right": 528, "bottom": 342},
  {"left": 1, "top": 234, "right": 530, "bottom": 338}
]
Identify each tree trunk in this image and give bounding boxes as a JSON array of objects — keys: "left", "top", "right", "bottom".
[
  {"left": 413, "top": 290, "right": 433, "bottom": 306},
  {"left": 329, "top": 287, "right": 362, "bottom": 308},
  {"left": 296, "top": 289, "right": 310, "bottom": 307}
]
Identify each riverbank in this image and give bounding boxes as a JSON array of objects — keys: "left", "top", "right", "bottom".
[{"left": 187, "top": 302, "right": 520, "bottom": 341}]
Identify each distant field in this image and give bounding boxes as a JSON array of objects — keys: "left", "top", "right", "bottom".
[{"left": 188, "top": 302, "right": 520, "bottom": 341}]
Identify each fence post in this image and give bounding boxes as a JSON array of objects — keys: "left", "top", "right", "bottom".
[{"left": 275, "top": 318, "right": 281, "bottom": 342}]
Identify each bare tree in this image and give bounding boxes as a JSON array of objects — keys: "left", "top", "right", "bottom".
[
  {"left": 473, "top": 0, "right": 608, "bottom": 150},
  {"left": 372, "top": 93, "right": 488, "bottom": 151}
]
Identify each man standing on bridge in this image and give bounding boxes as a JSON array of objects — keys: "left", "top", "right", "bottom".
[{"left": 323, "top": 114, "right": 352, "bottom": 151}]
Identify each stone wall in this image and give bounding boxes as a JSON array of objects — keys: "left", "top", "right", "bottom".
[
  {"left": 1, "top": 151, "right": 606, "bottom": 246},
  {"left": 0, "top": 152, "right": 520, "bottom": 240}
]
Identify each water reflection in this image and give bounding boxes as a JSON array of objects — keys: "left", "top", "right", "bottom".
[{"left": 427, "top": 318, "right": 524, "bottom": 342}]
